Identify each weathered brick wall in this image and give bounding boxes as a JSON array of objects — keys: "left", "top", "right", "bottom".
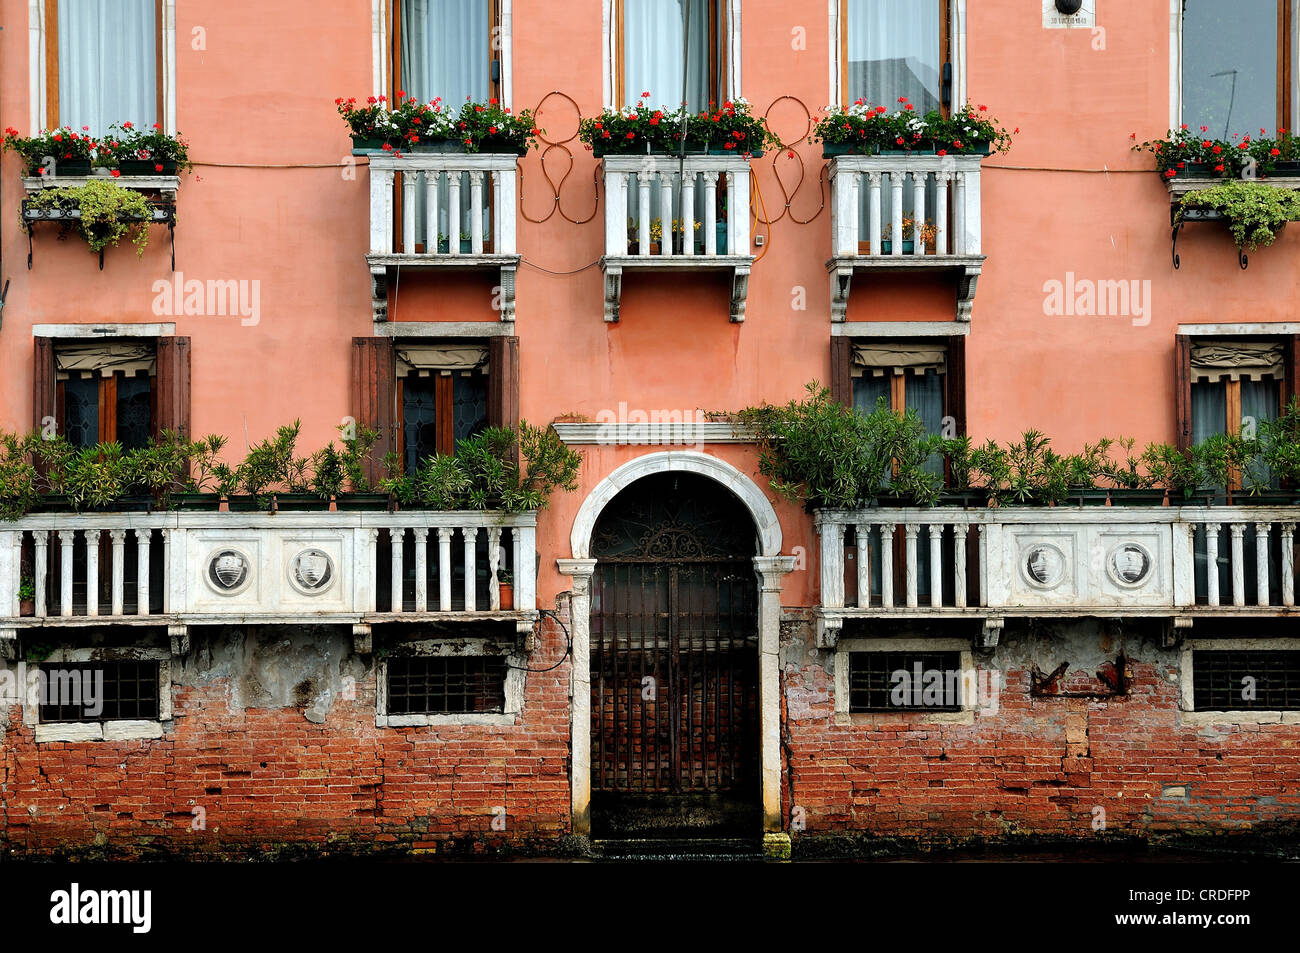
[
  {"left": 0, "top": 616, "right": 572, "bottom": 857},
  {"left": 780, "top": 619, "right": 1300, "bottom": 847}
]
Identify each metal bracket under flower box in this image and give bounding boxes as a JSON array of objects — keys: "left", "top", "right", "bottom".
[
  {"left": 1166, "top": 175, "right": 1300, "bottom": 271},
  {"left": 21, "top": 198, "right": 176, "bottom": 271}
]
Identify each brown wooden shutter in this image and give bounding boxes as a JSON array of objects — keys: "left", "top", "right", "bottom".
[
  {"left": 830, "top": 336, "right": 853, "bottom": 407},
  {"left": 156, "top": 336, "right": 192, "bottom": 439},
  {"left": 351, "top": 336, "right": 396, "bottom": 484},
  {"left": 33, "top": 337, "right": 55, "bottom": 432},
  {"left": 488, "top": 335, "right": 520, "bottom": 430},
  {"left": 1174, "top": 334, "right": 1193, "bottom": 450},
  {"left": 1285, "top": 334, "right": 1300, "bottom": 411},
  {"left": 945, "top": 334, "right": 967, "bottom": 436}
]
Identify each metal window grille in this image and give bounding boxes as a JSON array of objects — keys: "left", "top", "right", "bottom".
[
  {"left": 37, "top": 660, "right": 160, "bottom": 723},
  {"left": 1193, "top": 650, "right": 1300, "bottom": 711},
  {"left": 848, "top": 651, "right": 963, "bottom": 713},
  {"left": 386, "top": 656, "right": 506, "bottom": 715}
]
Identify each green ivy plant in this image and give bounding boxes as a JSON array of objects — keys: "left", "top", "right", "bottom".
[
  {"left": 1177, "top": 181, "right": 1300, "bottom": 251},
  {"left": 23, "top": 179, "right": 155, "bottom": 256}
]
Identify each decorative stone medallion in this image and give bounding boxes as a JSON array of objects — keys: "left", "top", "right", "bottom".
[
  {"left": 289, "top": 548, "right": 335, "bottom": 595},
  {"left": 1021, "top": 542, "right": 1067, "bottom": 589},
  {"left": 1107, "top": 542, "right": 1153, "bottom": 587},
  {"left": 207, "top": 549, "right": 250, "bottom": 594}
]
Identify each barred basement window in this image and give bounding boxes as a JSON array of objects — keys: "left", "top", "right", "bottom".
[
  {"left": 848, "top": 650, "right": 963, "bottom": 713},
  {"left": 1192, "top": 650, "right": 1300, "bottom": 711},
  {"left": 386, "top": 656, "right": 507, "bottom": 715},
  {"left": 37, "top": 660, "right": 161, "bottom": 723}
]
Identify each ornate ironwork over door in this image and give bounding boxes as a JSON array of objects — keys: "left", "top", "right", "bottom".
[{"left": 589, "top": 474, "right": 760, "bottom": 838}]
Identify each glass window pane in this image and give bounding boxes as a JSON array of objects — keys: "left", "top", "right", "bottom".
[
  {"left": 402, "top": 376, "right": 440, "bottom": 474},
  {"left": 852, "top": 374, "right": 890, "bottom": 416},
  {"left": 452, "top": 372, "right": 488, "bottom": 443},
  {"left": 1191, "top": 380, "right": 1228, "bottom": 443},
  {"left": 906, "top": 368, "right": 945, "bottom": 477},
  {"left": 1242, "top": 376, "right": 1281, "bottom": 487},
  {"left": 1182, "top": 0, "right": 1279, "bottom": 137},
  {"left": 116, "top": 375, "right": 153, "bottom": 450},
  {"left": 59, "top": 0, "right": 157, "bottom": 136},
  {"left": 623, "top": 0, "right": 710, "bottom": 110},
  {"left": 845, "top": 0, "right": 942, "bottom": 112},
  {"left": 63, "top": 377, "right": 98, "bottom": 448}
]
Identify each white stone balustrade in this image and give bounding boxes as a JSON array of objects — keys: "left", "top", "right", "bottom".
[
  {"left": 0, "top": 510, "right": 537, "bottom": 632},
  {"left": 813, "top": 506, "right": 1300, "bottom": 645},
  {"left": 366, "top": 153, "right": 520, "bottom": 322},
  {"left": 826, "top": 154, "right": 986, "bottom": 323},
  {"left": 599, "top": 154, "right": 754, "bottom": 323}
]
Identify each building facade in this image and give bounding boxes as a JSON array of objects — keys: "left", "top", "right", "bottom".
[{"left": 2, "top": 0, "right": 1299, "bottom": 857}]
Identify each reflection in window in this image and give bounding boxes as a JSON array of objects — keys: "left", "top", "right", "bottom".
[{"left": 1182, "top": 0, "right": 1291, "bottom": 137}]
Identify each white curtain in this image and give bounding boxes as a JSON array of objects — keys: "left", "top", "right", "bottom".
[
  {"left": 845, "top": 0, "right": 942, "bottom": 112},
  {"left": 59, "top": 0, "right": 157, "bottom": 136},
  {"left": 401, "top": 0, "right": 490, "bottom": 248},
  {"left": 401, "top": 0, "right": 487, "bottom": 106},
  {"left": 623, "top": 0, "right": 709, "bottom": 111}
]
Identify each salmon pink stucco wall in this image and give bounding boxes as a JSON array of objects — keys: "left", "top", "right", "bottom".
[{"left": 1, "top": 0, "right": 1295, "bottom": 611}]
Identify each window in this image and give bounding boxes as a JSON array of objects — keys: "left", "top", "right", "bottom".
[
  {"left": 848, "top": 339, "right": 956, "bottom": 476},
  {"left": 1178, "top": 335, "right": 1296, "bottom": 487},
  {"left": 1192, "top": 649, "right": 1300, "bottom": 711},
  {"left": 847, "top": 650, "right": 963, "bottom": 712},
  {"left": 396, "top": 342, "right": 489, "bottom": 473},
  {"left": 1181, "top": 0, "right": 1296, "bottom": 137},
  {"left": 46, "top": 0, "right": 162, "bottom": 135},
  {"left": 375, "top": 637, "right": 523, "bottom": 727},
  {"left": 54, "top": 340, "right": 156, "bottom": 450},
  {"left": 352, "top": 336, "right": 517, "bottom": 486},
  {"left": 842, "top": 0, "right": 950, "bottom": 112},
  {"left": 387, "top": 655, "right": 507, "bottom": 715},
  {"left": 392, "top": 0, "right": 500, "bottom": 105},
  {"left": 617, "top": 0, "right": 727, "bottom": 110},
  {"left": 38, "top": 660, "right": 160, "bottom": 723}
]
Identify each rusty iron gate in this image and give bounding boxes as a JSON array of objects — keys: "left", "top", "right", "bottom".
[{"left": 589, "top": 474, "right": 760, "bottom": 839}]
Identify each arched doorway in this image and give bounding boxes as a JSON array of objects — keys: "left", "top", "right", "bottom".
[{"left": 588, "top": 473, "right": 761, "bottom": 839}]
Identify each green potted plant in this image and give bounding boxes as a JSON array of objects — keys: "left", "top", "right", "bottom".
[
  {"left": 689, "top": 98, "right": 775, "bottom": 157},
  {"left": 108, "top": 122, "right": 192, "bottom": 175},
  {"left": 1063, "top": 439, "right": 1113, "bottom": 505},
  {"left": 1102, "top": 437, "right": 1166, "bottom": 505},
  {"left": 1175, "top": 180, "right": 1300, "bottom": 252},
  {"left": 580, "top": 99, "right": 686, "bottom": 156},
  {"left": 18, "top": 576, "right": 36, "bottom": 617},
  {"left": 1141, "top": 442, "right": 1204, "bottom": 504},
  {"left": 454, "top": 99, "right": 541, "bottom": 155},
  {"left": 2, "top": 126, "right": 96, "bottom": 175},
  {"left": 21, "top": 179, "right": 158, "bottom": 258},
  {"left": 878, "top": 216, "right": 937, "bottom": 255},
  {"left": 498, "top": 569, "right": 514, "bottom": 610},
  {"left": 1132, "top": 127, "right": 1245, "bottom": 181},
  {"left": 336, "top": 95, "right": 399, "bottom": 151}
]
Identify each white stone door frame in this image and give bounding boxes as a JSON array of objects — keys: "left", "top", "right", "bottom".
[{"left": 558, "top": 451, "right": 794, "bottom": 837}]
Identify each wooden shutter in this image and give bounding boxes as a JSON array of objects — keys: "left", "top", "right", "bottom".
[
  {"left": 1174, "top": 334, "right": 1193, "bottom": 450},
  {"left": 1285, "top": 334, "right": 1300, "bottom": 411},
  {"left": 156, "top": 336, "right": 192, "bottom": 439},
  {"left": 945, "top": 334, "right": 967, "bottom": 436},
  {"left": 352, "top": 337, "right": 396, "bottom": 484},
  {"left": 488, "top": 335, "right": 520, "bottom": 430},
  {"left": 830, "top": 336, "right": 853, "bottom": 407},
  {"left": 33, "top": 337, "right": 55, "bottom": 432}
]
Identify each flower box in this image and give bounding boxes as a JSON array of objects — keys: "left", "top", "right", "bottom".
[
  {"left": 117, "top": 158, "right": 177, "bottom": 176},
  {"left": 879, "top": 239, "right": 915, "bottom": 254}
]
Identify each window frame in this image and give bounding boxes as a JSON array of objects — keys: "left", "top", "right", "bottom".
[
  {"left": 837, "top": 0, "right": 953, "bottom": 113},
  {"left": 375, "top": 636, "right": 524, "bottom": 727},
  {"left": 56, "top": 366, "right": 158, "bottom": 449},
  {"left": 1177, "top": 0, "right": 1297, "bottom": 135},
  {"left": 1180, "top": 638, "right": 1300, "bottom": 725},
  {"left": 833, "top": 637, "right": 976, "bottom": 724},
  {"left": 41, "top": 0, "right": 169, "bottom": 133},
  {"left": 23, "top": 645, "right": 172, "bottom": 742}
]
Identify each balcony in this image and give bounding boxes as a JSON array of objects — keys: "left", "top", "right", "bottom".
[
  {"left": 599, "top": 154, "right": 754, "bottom": 323},
  {"left": 0, "top": 510, "right": 538, "bottom": 656},
  {"left": 826, "top": 154, "right": 985, "bottom": 322},
  {"left": 366, "top": 153, "right": 521, "bottom": 322},
  {"left": 814, "top": 505, "right": 1300, "bottom": 647}
]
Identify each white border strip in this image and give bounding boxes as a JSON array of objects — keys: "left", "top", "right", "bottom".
[
  {"left": 1176, "top": 323, "right": 1300, "bottom": 336},
  {"left": 833, "top": 320, "right": 971, "bottom": 337},
  {"left": 33, "top": 323, "right": 176, "bottom": 338}
]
